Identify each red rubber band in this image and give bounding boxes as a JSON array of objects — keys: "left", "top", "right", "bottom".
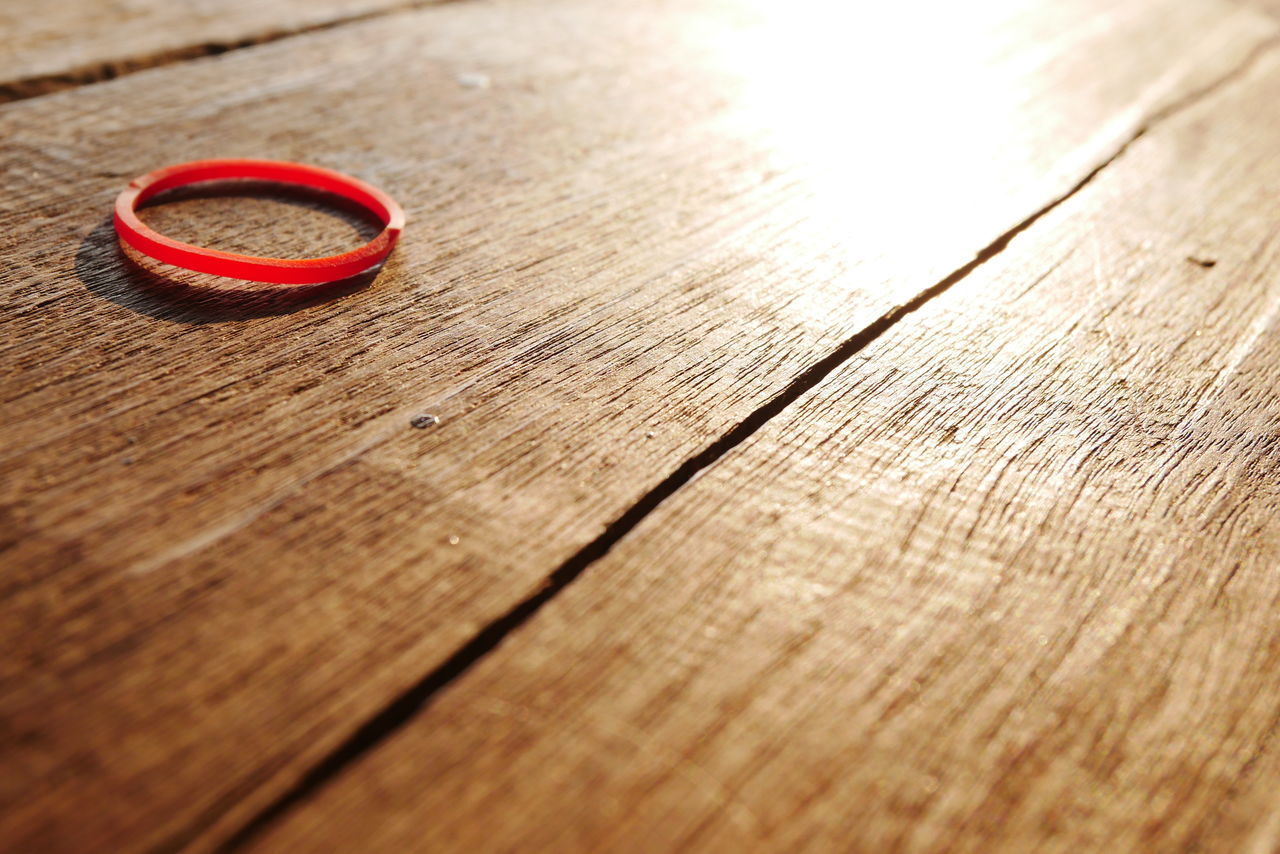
[{"left": 113, "top": 159, "right": 405, "bottom": 285}]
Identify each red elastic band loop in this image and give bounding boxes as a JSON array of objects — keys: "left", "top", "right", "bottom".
[{"left": 113, "top": 159, "right": 406, "bottom": 285}]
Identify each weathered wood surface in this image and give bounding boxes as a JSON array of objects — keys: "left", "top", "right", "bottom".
[
  {"left": 250, "top": 45, "right": 1280, "bottom": 852},
  {"left": 1, "top": 0, "right": 1276, "bottom": 850},
  {"left": 0, "top": 0, "right": 425, "bottom": 103}
]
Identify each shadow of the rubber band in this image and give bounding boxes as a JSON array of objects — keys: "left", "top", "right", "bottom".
[{"left": 75, "top": 182, "right": 395, "bottom": 324}]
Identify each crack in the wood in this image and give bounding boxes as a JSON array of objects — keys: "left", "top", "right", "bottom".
[
  {"left": 0, "top": 0, "right": 458, "bottom": 106},
  {"left": 192, "top": 35, "right": 1280, "bottom": 854}
]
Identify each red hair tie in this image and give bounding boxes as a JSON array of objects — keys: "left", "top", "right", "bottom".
[{"left": 113, "top": 159, "right": 405, "bottom": 285}]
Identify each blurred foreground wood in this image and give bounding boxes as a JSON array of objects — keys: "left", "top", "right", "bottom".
[{"left": 3, "top": 0, "right": 1280, "bottom": 851}]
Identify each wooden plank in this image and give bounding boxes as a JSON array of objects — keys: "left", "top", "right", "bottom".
[
  {"left": 248, "top": 45, "right": 1280, "bottom": 852},
  {"left": 0, "top": 0, "right": 423, "bottom": 103},
  {"left": 1, "top": 0, "right": 1273, "bottom": 850}
]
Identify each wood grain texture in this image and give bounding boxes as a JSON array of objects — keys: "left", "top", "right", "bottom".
[
  {"left": 0, "top": 0, "right": 427, "bottom": 102},
  {"left": 250, "top": 45, "right": 1280, "bottom": 853},
  {"left": 1, "top": 0, "right": 1274, "bottom": 850}
]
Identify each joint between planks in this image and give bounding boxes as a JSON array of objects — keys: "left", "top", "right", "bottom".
[{"left": 0, "top": 0, "right": 461, "bottom": 107}]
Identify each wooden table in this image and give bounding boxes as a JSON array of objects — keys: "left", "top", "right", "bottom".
[{"left": 6, "top": 0, "right": 1280, "bottom": 850}]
